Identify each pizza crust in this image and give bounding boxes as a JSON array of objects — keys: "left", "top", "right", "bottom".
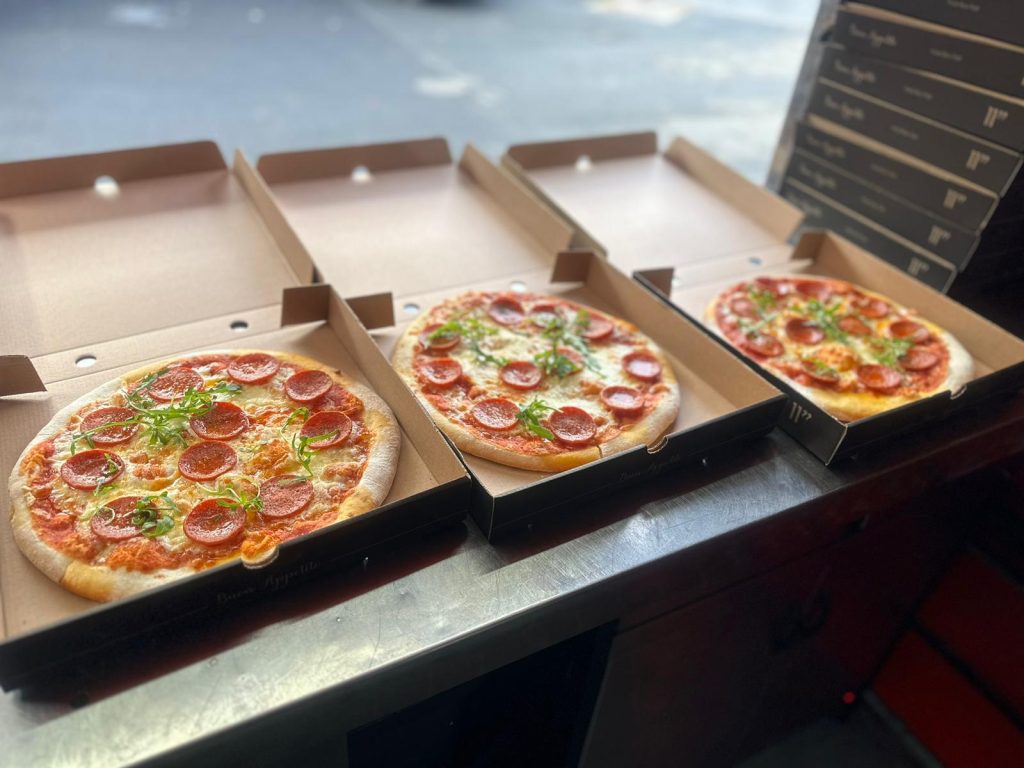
[
  {"left": 704, "top": 276, "right": 975, "bottom": 422},
  {"left": 7, "top": 349, "right": 400, "bottom": 602},
  {"left": 392, "top": 293, "right": 680, "bottom": 473}
]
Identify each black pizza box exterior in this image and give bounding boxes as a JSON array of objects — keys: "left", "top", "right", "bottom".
[
  {"left": 0, "top": 143, "right": 470, "bottom": 689},
  {"left": 634, "top": 230, "right": 1024, "bottom": 464},
  {"left": 784, "top": 149, "right": 1024, "bottom": 270},
  {"left": 255, "top": 138, "right": 785, "bottom": 539},
  {"left": 856, "top": 0, "right": 1024, "bottom": 48},
  {"left": 500, "top": 131, "right": 803, "bottom": 276},
  {"left": 819, "top": 45, "right": 1024, "bottom": 151},
  {"left": 793, "top": 120, "right": 1007, "bottom": 231},
  {"left": 806, "top": 80, "right": 1022, "bottom": 196},
  {"left": 833, "top": 4, "right": 1024, "bottom": 99},
  {"left": 780, "top": 177, "right": 959, "bottom": 292}
]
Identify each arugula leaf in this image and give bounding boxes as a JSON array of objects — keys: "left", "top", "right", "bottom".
[
  {"left": 516, "top": 399, "right": 555, "bottom": 441},
  {"left": 91, "top": 455, "right": 122, "bottom": 497},
  {"left": 747, "top": 286, "right": 777, "bottom": 314},
  {"left": 533, "top": 348, "right": 581, "bottom": 378},
  {"left": 212, "top": 483, "right": 263, "bottom": 515},
  {"left": 792, "top": 298, "right": 849, "bottom": 344},
  {"left": 290, "top": 430, "right": 340, "bottom": 477},
  {"left": 869, "top": 337, "right": 913, "bottom": 369},
  {"left": 539, "top": 315, "right": 602, "bottom": 375},
  {"left": 803, "top": 358, "right": 839, "bottom": 377},
  {"left": 285, "top": 407, "right": 310, "bottom": 426},
  {"left": 132, "top": 492, "right": 178, "bottom": 538},
  {"left": 430, "top": 316, "right": 508, "bottom": 367}
]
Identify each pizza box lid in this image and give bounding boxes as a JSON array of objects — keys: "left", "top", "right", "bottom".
[
  {"left": 254, "top": 138, "right": 786, "bottom": 536},
  {"left": 0, "top": 141, "right": 314, "bottom": 383},
  {"left": 635, "top": 230, "right": 1024, "bottom": 462},
  {"left": 502, "top": 131, "right": 803, "bottom": 274}
]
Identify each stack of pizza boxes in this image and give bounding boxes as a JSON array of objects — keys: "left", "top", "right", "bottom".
[
  {"left": 501, "top": 131, "right": 1024, "bottom": 464},
  {"left": 0, "top": 142, "right": 471, "bottom": 688},
  {"left": 254, "top": 139, "right": 784, "bottom": 540},
  {"left": 780, "top": 1, "right": 1024, "bottom": 296}
]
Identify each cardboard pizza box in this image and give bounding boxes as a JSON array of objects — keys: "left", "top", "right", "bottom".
[
  {"left": 255, "top": 138, "right": 785, "bottom": 539},
  {"left": 634, "top": 230, "right": 1024, "bottom": 464},
  {"left": 0, "top": 143, "right": 469, "bottom": 689},
  {"left": 501, "top": 131, "right": 803, "bottom": 275}
]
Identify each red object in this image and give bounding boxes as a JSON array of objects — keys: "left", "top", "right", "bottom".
[
  {"left": 918, "top": 554, "right": 1024, "bottom": 717},
  {"left": 147, "top": 368, "right": 203, "bottom": 402},
  {"left": 61, "top": 449, "right": 124, "bottom": 490},
  {"left": 548, "top": 407, "right": 597, "bottom": 446},
  {"left": 228, "top": 353, "right": 280, "bottom": 384},
  {"left": 190, "top": 402, "right": 249, "bottom": 441},
  {"left": 284, "top": 370, "right": 333, "bottom": 403},
  {"left": 487, "top": 297, "right": 525, "bottom": 326},
  {"left": 623, "top": 351, "right": 664, "bottom": 380},
  {"left": 184, "top": 498, "right": 245, "bottom": 546},
  {"left": 259, "top": 476, "right": 314, "bottom": 519},
  {"left": 500, "top": 361, "right": 543, "bottom": 390},
  {"left": 178, "top": 441, "right": 236, "bottom": 481},
  {"left": 470, "top": 398, "right": 519, "bottom": 431},
  {"left": 418, "top": 358, "right": 462, "bottom": 388},
  {"left": 80, "top": 407, "right": 138, "bottom": 445},
  {"left": 300, "top": 411, "right": 352, "bottom": 448},
  {"left": 90, "top": 497, "right": 144, "bottom": 542},
  {"left": 874, "top": 632, "right": 1024, "bottom": 768}
]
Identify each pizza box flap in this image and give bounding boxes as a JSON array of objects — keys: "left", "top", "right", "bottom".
[
  {"left": 256, "top": 138, "right": 576, "bottom": 301},
  {"left": 502, "top": 132, "right": 803, "bottom": 273},
  {"left": 0, "top": 142, "right": 314, "bottom": 363}
]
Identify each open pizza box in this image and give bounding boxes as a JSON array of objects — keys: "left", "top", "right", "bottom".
[
  {"left": 255, "top": 137, "right": 785, "bottom": 539},
  {"left": 0, "top": 142, "right": 470, "bottom": 689},
  {"left": 501, "top": 131, "right": 803, "bottom": 275},
  {"left": 634, "top": 230, "right": 1024, "bottom": 463}
]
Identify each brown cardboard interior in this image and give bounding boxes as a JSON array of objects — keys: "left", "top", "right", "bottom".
[
  {"left": 260, "top": 139, "right": 575, "bottom": 301},
  {"left": 503, "top": 132, "right": 802, "bottom": 273},
  {"left": 258, "top": 139, "right": 779, "bottom": 500},
  {"left": 0, "top": 288, "right": 466, "bottom": 640},
  {"left": 0, "top": 142, "right": 313, "bottom": 358},
  {"left": 660, "top": 231, "right": 1024, "bottom": 392}
]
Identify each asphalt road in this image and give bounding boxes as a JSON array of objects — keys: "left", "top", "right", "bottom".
[{"left": 0, "top": 0, "right": 816, "bottom": 180}]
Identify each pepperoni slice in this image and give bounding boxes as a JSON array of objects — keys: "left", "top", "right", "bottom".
[
  {"left": 530, "top": 302, "right": 561, "bottom": 328},
  {"left": 260, "top": 475, "right": 315, "bottom": 519},
  {"left": 285, "top": 370, "right": 333, "bottom": 403},
  {"left": 61, "top": 450, "right": 124, "bottom": 491},
  {"left": 740, "top": 334, "right": 784, "bottom": 358},
  {"left": 729, "top": 296, "right": 759, "bottom": 319},
  {"left": 487, "top": 297, "right": 525, "bottom": 326},
  {"left": 796, "top": 279, "right": 833, "bottom": 301},
  {"left": 470, "top": 398, "right": 519, "bottom": 431},
  {"left": 786, "top": 318, "right": 825, "bottom": 345},
  {"left": 889, "top": 320, "right": 930, "bottom": 343},
  {"left": 184, "top": 498, "right": 245, "bottom": 546},
  {"left": 623, "top": 351, "right": 663, "bottom": 380},
  {"left": 80, "top": 406, "right": 139, "bottom": 445},
  {"left": 146, "top": 368, "right": 204, "bottom": 402},
  {"left": 600, "top": 385, "right": 645, "bottom": 416},
  {"left": 838, "top": 316, "right": 871, "bottom": 336},
  {"left": 228, "top": 353, "right": 280, "bottom": 384},
  {"left": 800, "top": 360, "right": 841, "bottom": 387},
  {"left": 855, "top": 296, "right": 890, "bottom": 319},
  {"left": 857, "top": 364, "right": 902, "bottom": 392},
  {"left": 548, "top": 407, "right": 597, "bottom": 446},
  {"left": 418, "top": 358, "right": 462, "bottom": 387},
  {"left": 557, "top": 346, "right": 584, "bottom": 369},
  {"left": 419, "top": 323, "right": 461, "bottom": 353},
  {"left": 579, "top": 313, "right": 614, "bottom": 341},
  {"left": 190, "top": 402, "right": 249, "bottom": 441},
  {"left": 90, "top": 496, "right": 143, "bottom": 542},
  {"left": 500, "top": 361, "right": 542, "bottom": 390},
  {"left": 301, "top": 410, "right": 352, "bottom": 448},
  {"left": 754, "top": 277, "right": 790, "bottom": 298},
  {"left": 178, "top": 441, "right": 237, "bottom": 481},
  {"left": 900, "top": 347, "right": 940, "bottom": 371}
]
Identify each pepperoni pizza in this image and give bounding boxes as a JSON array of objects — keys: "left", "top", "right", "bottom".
[
  {"left": 392, "top": 291, "right": 680, "bottom": 472},
  {"left": 706, "top": 275, "right": 973, "bottom": 422},
  {"left": 8, "top": 350, "right": 400, "bottom": 602}
]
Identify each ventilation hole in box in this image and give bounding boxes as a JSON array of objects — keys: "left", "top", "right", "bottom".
[
  {"left": 230, "top": 320, "right": 249, "bottom": 332},
  {"left": 75, "top": 354, "right": 97, "bottom": 368},
  {"left": 351, "top": 165, "right": 372, "bottom": 184},
  {"left": 402, "top": 302, "right": 420, "bottom": 315},
  {"left": 749, "top": 256, "right": 763, "bottom": 266},
  {"left": 671, "top": 276, "right": 682, "bottom": 288},
  {"left": 94, "top": 176, "right": 119, "bottom": 198},
  {"left": 509, "top": 280, "right": 527, "bottom": 292},
  {"left": 575, "top": 155, "right": 592, "bottom": 172},
  {"left": 646, "top": 436, "right": 668, "bottom": 454}
]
